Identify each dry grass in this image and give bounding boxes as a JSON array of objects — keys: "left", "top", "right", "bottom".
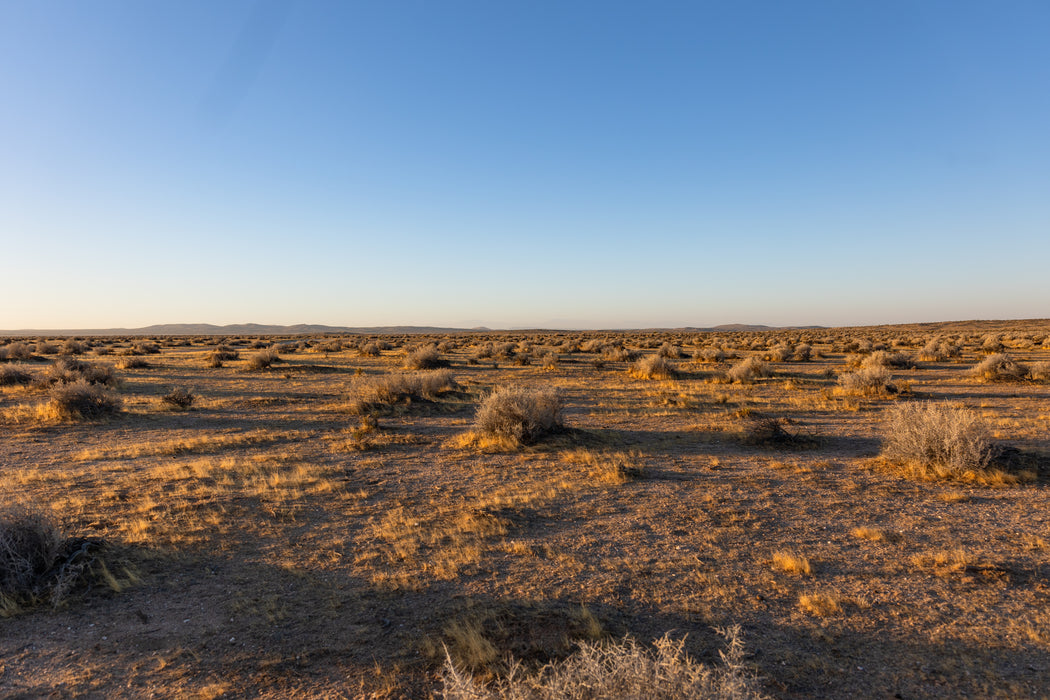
[
  {"left": 441, "top": 627, "right": 766, "bottom": 700},
  {"left": 771, "top": 551, "right": 812, "bottom": 576},
  {"left": 2, "top": 323, "right": 1050, "bottom": 698}
]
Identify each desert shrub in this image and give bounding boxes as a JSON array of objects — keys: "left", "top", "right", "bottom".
[
  {"left": 44, "top": 358, "right": 116, "bottom": 386},
  {"left": 161, "top": 387, "right": 195, "bottom": 410},
  {"left": 1029, "top": 361, "right": 1050, "bottom": 382},
  {"left": 694, "top": 347, "right": 726, "bottom": 364},
  {"left": 44, "top": 380, "right": 122, "bottom": 420},
  {"left": 725, "top": 357, "right": 770, "bottom": 384},
  {"left": 206, "top": 345, "right": 239, "bottom": 367},
  {"left": 246, "top": 347, "right": 281, "bottom": 370},
  {"left": 793, "top": 343, "right": 812, "bottom": 362},
  {"left": 116, "top": 356, "right": 149, "bottom": 370},
  {"left": 475, "top": 386, "right": 563, "bottom": 445},
  {"left": 837, "top": 366, "right": 896, "bottom": 396},
  {"left": 918, "top": 338, "right": 961, "bottom": 362},
  {"left": 0, "top": 508, "right": 106, "bottom": 613},
  {"left": 317, "top": 340, "right": 343, "bottom": 353},
  {"left": 0, "top": 365, "right": 34, "bottom": 387},
  {"left": 863, "top": 351, "right": 915, "bottom": 370},
  {"left": 738, "top": 414, "right": 813, "bottom": 448},
  {"left": 35, "top": 342, "right": 59, "bottom": 355},
  {"left": 766, "top": 344, "right": 793, "bottom": 362},
  {"left": 441, "top": 627, "right": 764, "bottom": 700},
  {"left": 657, "top": 342, "right": 683, "bottom": 359},
  {"left": 629, "top": 355, "right": 678, "bottom": 380},
  {"left": 404, "top": 344, "right": 449, "bottom": 370},
  {"left": 979, "top": 334, "right": 1005, "bottom": 354},
  {"left": 880, "top": 402, "right": 996, "bottom": 480},
  {"left": 60, "top": 340, "right": 86, "bottom": 356},
  {"left": 540, "top": 352, "right": 558, "bottom": 370},
  {"left": 0, "top": 342, "right": 33, "bottom": 362},
  {"left": 132, "top": 342, "right": 160, "bottom": 355},
  {"left": 969, "top": 354, "right": 1029, "bottom": 382},
  {"left": 345, "top": 371, "right": 458, "bottom": 414},
  {"left": 601, "top": 346, "right": 637, "bottom": 363}
]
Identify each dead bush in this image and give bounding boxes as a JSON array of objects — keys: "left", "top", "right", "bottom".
[
  {"left": 694, "top": 347, "right": 726, "bottom": 364},
  {"left": 44, "top": 380, "right": 122, "bottom": 420},
  {"left": 117, "top": 356, "right": 150, "bottom": 370},
  {"left": 246, "top": 347, "right": 281, "bottom": 371},
  {"left": 441, "top": 627, "right": 764, "bottom": 700},
  {"left": 0, "top": 342, "right": 33, "bottom": 362},
  {"left": 44, "top": 358, "right": 116, "bottom": 386},
  {"left": 725, "top": 357, "right": 770, "bottom": 384},
  {"left": 881, "top": 402, "right": 997, "bottom": 480},
  {"left": 1030, "top": 361, "right": 1050, "bottom": 382},
  {"left": 475, "top": 386, "right": 564, "bottom": 445},
  {"left": 969, "top": 354, "right": 1029, "bottom": 382},
  {"left": 161, "top": 387, "right": 196, "bottom": 410},
  {"left": 0, "top": 508, "right": 105, "bottom": 614},
  {"left": 345, "top": 371, "right": 458, "bottom": 414},
  {"left": 0, "top": 364, "right": 34, "bottom": 387},
  {"left": 837, "top": 366, "right": 896, "bottom": 396},
  {"left": 629, "top": 355, "right": 678, "bottom": 380},
  {"left": 657, "top": 342, "right": 683, "bottom": 359},
  {"left": 404, "top": 344, "right": 449, "bottom": 370}
]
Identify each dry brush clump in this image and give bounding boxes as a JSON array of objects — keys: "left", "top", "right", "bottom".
[
  {"left": 43, "top": 358, "right": 117, "bottom": 387},
  {"left": 836, "top": 366, "right": 897, "bottom": 397},
  {"left": 0, "top": 342, "right": 34, "bottom": 362},
  {"left": 43, "top": 380, "right": 123, "bottom": 420},
  {"left": 404, "top": 344, "right": 450, "bottom": 370},
  {"left": 725, "top": 357, "right": 771, "bottom": 384},
  {"left": 473, "top": 386, "right": 564, "bottom": 446},
  {"left": 879, "top": 402, "right": 1022, "bottom": 482},
  {"left": 0, "top": 364, "right": 34, "bottom": 387},
  {"left": 968, "top": 354, "right": 1029, "bottom": 382},
  {"left": 161, "top": 387, "right": 196, "bottom": 410},
  {"left": 441, "top": 627, "right": 765, "bottom": 700},
  {"left": 245, "top": 347, "right": 281, "bottom": 371},
  {"left": 345, "top": 371, "right": 458, "bottom": 414},
  {"left": 629, "top": 355, "right": 678, "bottom": 380},
  {"left": 0, "top": 508, "right": 105, "bottom": 614}
]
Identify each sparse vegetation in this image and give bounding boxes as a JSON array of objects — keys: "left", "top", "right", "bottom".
[
  {"left": 725, "top": 356, "right": 770, "bottom": 384},
  {"left": 629, "top": 354, "right": 678, "bottom": 380},
  {"left": 442, "top": 628, "right": 764, "bottom": 700},
  {"left": 1, "top": 322, "right": 1049, "bottom": 697},
  {"left": 474, "top": 386, "right": 563, "bottom": 445}
]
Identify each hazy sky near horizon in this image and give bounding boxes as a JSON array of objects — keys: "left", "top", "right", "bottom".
[{"left": 2, "top": 1, "right": 1048, "bottom": 330}]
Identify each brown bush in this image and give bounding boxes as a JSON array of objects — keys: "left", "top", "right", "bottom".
[
  {"left": 726, "top": 357, "right": 771, "bottom": 384},
  {"left": 45, "top": 380, "right": 122, "bottom": 420},
  {"left": 345, "top": 371, "right": 458, "bottom": 414},
  {"left": 881, "top": 402, "right": 995, "bottom": 480},
  {"left": 475, "top": 386, "right": 564, "bottom": 445},
  {"left": 629, "top": 355, "right": 678, "bottom": 380},
  {"left": 0, "top": 364, "right": 33, "bottom": 387},
  {"left": 968, "top": 354, "right": 1029, "bottom": 382},
  {"left": 404, "top": 344, "right": 449, "bottom": 370}
]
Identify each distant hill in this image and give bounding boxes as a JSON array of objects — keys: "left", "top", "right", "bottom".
[{"left": 0, "top": 323, "right": 489, "bottom": 337}]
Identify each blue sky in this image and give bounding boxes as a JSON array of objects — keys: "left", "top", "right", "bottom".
[{"left": 2, "top": 1, "right": 1048, "bottom": 329}]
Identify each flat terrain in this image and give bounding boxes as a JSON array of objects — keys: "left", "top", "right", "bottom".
[{"left": 1, "top": 322, "right": 1049, "bottom": 698}]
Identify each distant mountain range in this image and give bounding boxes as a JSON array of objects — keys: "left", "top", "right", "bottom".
[{"left": 0, "top": 322, "right": 827, "bottom": 336}]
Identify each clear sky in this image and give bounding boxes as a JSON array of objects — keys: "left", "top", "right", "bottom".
[{"left": 2, "top": 1, "right": 1048, "bottom": 330}]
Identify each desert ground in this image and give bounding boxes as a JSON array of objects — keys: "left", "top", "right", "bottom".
[{"left": 1, "top": 321, "right": 1049, "bottom": 698}]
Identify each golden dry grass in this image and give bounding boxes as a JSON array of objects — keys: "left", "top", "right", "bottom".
[{"left": 0, "top": 322, "right": 1049, "bottom": 697}]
